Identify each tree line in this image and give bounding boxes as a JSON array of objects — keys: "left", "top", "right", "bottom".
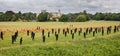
[
  {"left": 60, "top": 10, "right": 120, "bottom": 22},
  {"left": 0, "top": 10, "right": 120, "bottom": 22}
]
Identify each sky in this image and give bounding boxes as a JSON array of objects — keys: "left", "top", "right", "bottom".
[{"left": 0, "top": 0, "right": 120, "bottom": 14}]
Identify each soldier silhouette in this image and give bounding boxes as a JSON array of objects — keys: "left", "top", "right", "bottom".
[
  {"left": 48, "top": 31, "right": 50, "bottom": 37},
  {"left": 65, "top": 31, "right": 67, "bottom": 37},
  {"left": 42, "top": 29, "right": 45, "bottom": 36},
  {"left": 27, "top": 30, "right": 29, "bottom": 36},
  {"left": 58, "top": 28, "right": 60, "bottom": 34},
  {"left": 93, "top": 31, "right": 95, "bottom": 37},
  {"left": 43, "top": 35, "right": 46, "bottom": 43},
  {"left": 102, "top": 27, "right": 104, "bottom": 36},
  {"left": 0, "top": 31, "right": 3, "bottom": 40},
  {"left": 55, "top": 34, "right": 58, "bottom": 41},
  {"left": 72, "top": 33, "right": 74, "bottom": 39},
  {"left": 20, "top": 37, "right": 23, "bottom": 45},
  {"left": 12, "top": 35, "right": 15, "bottom": 44},
  {"left": 84, "top": 32, "right": 86, "bottom": 38}
]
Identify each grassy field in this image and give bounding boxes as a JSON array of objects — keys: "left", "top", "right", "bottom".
[
  {"left": 0, "top": 21, "right": 120, "bottom": 30},
  {"left": 0, "top": 21, "right": 120, "bottom": 56}
]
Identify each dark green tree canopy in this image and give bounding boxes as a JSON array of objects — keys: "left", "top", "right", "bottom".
[
  {"left": 59, "top": 15, "right": 69, "bottom": 22},
  {"left": 37, "top": 12, "right": 49, "bottom": 22},
  {"left": 0, "top": 10, "right": 120, "bottom": 22}
]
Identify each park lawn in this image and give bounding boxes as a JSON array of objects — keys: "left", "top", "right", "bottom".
[{"left": 0, "top": 21, "right": 120, "bottom": 56}]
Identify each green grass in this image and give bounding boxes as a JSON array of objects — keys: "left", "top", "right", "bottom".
[
  {"left": 1, "top": 33, "right": 120, "bottom": 56},
  {"left": 0, "top": 21, "right": 120, "bottom": 56}
]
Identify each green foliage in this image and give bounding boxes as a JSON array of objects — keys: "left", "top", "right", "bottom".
[
  {"left": 93, "top": 13, "right": 120, "bottom": 21},
  {"left": 37, "top": 12, "right": 49, "bottom": 22},
  {"left": 76, "top": 15, "right": 87, "bottom": 22},
  {"left": 4, "top": 11, "right": 15, "bottom": 21},
  {"left": 0, "top": 12, "right": 4, "bottom": 21},
  {"left": 0, "top": 10, "right": 120, "bottom": 22},
  {"left": 67, "top": 14, "right": 77, "bottom": 22},
  {"left": 22, "top": 12, "right": 36, "bottom": 21},
  {"left": 0, "top": 11, "right": 37, "bottom": 22},
  {"left": 59, "top": 15, "right": 69, "bottom": 22},
  {"left": 93, "top": 13, "right": 101, "bottom": 20}
]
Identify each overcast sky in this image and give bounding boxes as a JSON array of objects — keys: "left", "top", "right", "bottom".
[{"left": 0, "top": 0, "right": 120, "bottom": 14}]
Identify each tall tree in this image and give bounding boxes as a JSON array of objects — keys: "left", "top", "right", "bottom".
[
  {"left": 37, "top": 12, "right": 49, "bottom": 21},
  {"left": 4, "top": 11, "right": 15, "bottom": 21}
]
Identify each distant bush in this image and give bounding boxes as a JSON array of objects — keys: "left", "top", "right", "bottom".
[{"left": 76, "top": 15, "right": 87, "bottom": 22}]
